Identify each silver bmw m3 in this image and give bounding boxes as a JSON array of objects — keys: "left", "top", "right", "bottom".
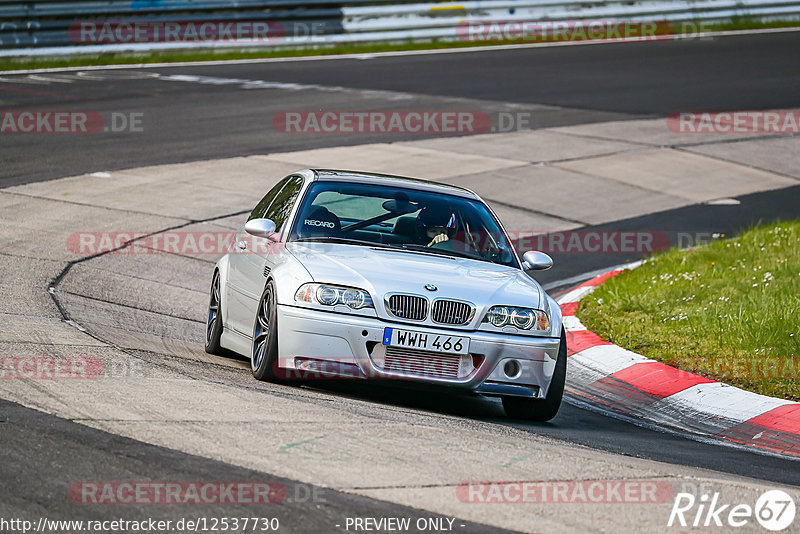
[{"left": 206, "top": 169, "right": 566, "bottom": 421}]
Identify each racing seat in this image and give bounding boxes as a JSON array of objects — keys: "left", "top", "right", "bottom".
[{"left": 393, "top": 216, "right": 418, "bottom": 243}]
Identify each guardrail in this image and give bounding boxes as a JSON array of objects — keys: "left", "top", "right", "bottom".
[{"left": 1, "top": 0, "right": 799, "bottom": 55}]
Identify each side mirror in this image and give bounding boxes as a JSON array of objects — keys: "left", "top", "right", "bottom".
[
  {"left": 522, "top": 251, "right": 553, "bottom": 271},
  {"left": 244, "top": 218, "right": 278, "bottom": 241}
]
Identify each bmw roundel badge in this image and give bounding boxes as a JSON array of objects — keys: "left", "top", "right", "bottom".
[{"left": 424, "top": 284, "right": 438, "bottom": 292}]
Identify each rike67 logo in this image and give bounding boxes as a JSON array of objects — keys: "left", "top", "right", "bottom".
[{"left": 669, "top": 490, "right": 796, "bottom": 531}]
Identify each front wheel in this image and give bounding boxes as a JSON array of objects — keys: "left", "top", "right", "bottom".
[
  {"left": 502, "top": 328, "right": 567, "bottom": 422},
  {"left": 251, "top": 281, "right": 299, "bottom": 385}
]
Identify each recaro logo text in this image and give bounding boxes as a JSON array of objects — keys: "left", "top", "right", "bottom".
[{"left": 305, "top": 220, "right": 335, "bottom": 228}]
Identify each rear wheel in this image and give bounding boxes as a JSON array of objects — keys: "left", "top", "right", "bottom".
[
  {"left": 205, "top": 270, "right": 223, "bottom": 355},
  {"left": 502, "top": 328, "right": 567, "bottom": 422}
]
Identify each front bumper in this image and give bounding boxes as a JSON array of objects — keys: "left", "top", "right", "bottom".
[{"left": 277, "top": 304, "right": 560, "bottom": 398}]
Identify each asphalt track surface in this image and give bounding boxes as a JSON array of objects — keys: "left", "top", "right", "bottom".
[
  {"left": 1, "top": 30, "right": 800, "bottom": 532},
  {"left": 0, "top": 399, "right": 513, "bottom": 533},
  {"left": 1, "top": 30, "right": 799, "bottom": 186}
]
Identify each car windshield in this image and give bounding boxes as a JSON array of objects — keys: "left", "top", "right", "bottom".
[{"left": 288, "top": 181, "right": 519, "bottom": 268}]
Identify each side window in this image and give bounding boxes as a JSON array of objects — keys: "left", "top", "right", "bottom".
[
  {"left": 264, "top": 175, "right": 304, "bottom": 232},
  {"left": 248, "top": 177, "right": 289, "bottom": 222}
]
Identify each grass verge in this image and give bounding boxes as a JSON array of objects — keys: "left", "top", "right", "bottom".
[
  {"left": 577, "top": 221, "right": 800, "bottom": 400},
  {"left": 0, "top": 18, "right": 798, "bottom": 72}
]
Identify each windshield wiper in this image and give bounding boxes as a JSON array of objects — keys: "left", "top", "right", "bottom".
[{"left": 293, "top": 236, "right": 400, "bottom": 249}]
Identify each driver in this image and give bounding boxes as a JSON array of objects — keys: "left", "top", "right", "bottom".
[{"left": 416, "top": 207, "right": 458, "bottom": 248}]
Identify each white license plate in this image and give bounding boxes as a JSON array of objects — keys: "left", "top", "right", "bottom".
[{"left": 382, "top": 328, "right": 470, "bottom": 355}]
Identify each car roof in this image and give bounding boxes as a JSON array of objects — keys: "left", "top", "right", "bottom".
[{"left": 306, "top": 169, "right": 480, "bottom": 199}]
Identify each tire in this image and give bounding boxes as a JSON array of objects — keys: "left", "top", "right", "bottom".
[
  {"left": 251, "top": 281, "right": 299, "bottom": 384},
  {"left": 205, "top": 270, "right": 224, "bottom": 355},
  {"left": 502, "top": 328, "right": 567, "bottom": 422}
]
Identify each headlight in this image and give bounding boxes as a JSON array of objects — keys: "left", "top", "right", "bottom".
[
  {"left": 295, "top": 283, "right": 374, "bottom": 310},
  {"left": 511, "top": 309, "right": 536, "bottom": 329},
  {"left": 482, "top": 306, "right": 549, "bottom": 331},
  {"left": 485, "top": 306, "right": 511, "bottom": 327},
  {"left": 341, "top": 288, "right": 367, "bottom": 309},
  {"left": 316, "top": 286, "right": 339, "bottom": 305}
]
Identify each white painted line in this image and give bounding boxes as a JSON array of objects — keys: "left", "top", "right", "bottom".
[
  {"left": 548, "top": 260, "right": 645, "bottom": 293},
  {"left": 1, "top": 27, "right": 799, "bottom": 76},
  {"left": 557, "top": 284, "right": 597, "bottom": 304},
  {"left": 546, "top": 267, "right": 620, "bottom": 292},
  {"left": 27, "top": 74, "right": 75, "bottom": 83},
  {"left": 156, "top": 73, "right": 416, "bottom": 100},
  {"left": 622, "top": 259, "right": 645, "bottom": 271},
  {"left": 706, "top": 198, "right": 742, "bottom": 205}
]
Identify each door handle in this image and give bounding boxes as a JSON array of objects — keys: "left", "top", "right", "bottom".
[{"left": 237, "top": 240, "right": 247, "bottom": 250}]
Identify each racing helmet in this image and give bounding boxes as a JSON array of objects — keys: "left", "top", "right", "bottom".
[{"left": 416, "top": 207, "right": 457, "bottom": 239}]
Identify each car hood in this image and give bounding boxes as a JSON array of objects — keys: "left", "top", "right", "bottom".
[{"left": 286, "top": 242, "right": 543, "bottom": 311}]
